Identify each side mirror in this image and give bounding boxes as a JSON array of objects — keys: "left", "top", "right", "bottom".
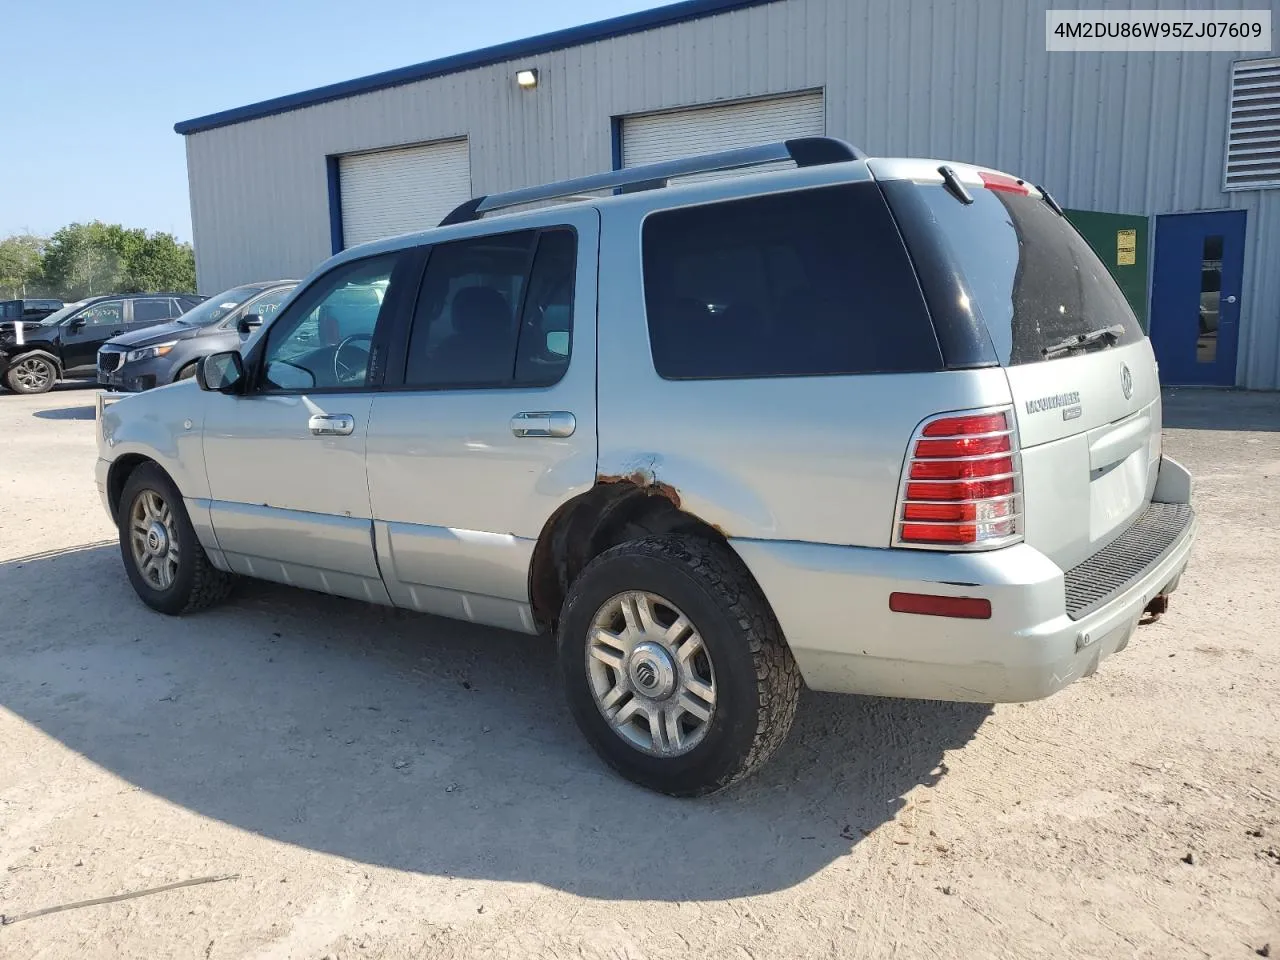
[
  {"left": 67, "top": 317, "right": 86, "bottom": 331},
  {"left": 236, "top": 313, "right": 263, "bottom": 335},
  {"left": 196, "top": 351, "right": 245, "bottom": 393}
]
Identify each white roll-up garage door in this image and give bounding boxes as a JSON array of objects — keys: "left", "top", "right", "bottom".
[
  {"left": 621, "top": 91, "right": 825, "bottom": 179},
  {"left": 338, "top": 139, "right": 472, "bottom": 248}
]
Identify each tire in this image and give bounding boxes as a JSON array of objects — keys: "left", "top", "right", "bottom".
[
  {"left": 557, "top": 535, "right": 800, "bottom": 796},
  {"left": 5, "top": 354, "right": 57, "bottom": 394},
  {"left": 118, "top": 462, "right": 235, "bottom": 615},
  {"left": 174, "top": 361, "right": 199, "bottom": 382}
]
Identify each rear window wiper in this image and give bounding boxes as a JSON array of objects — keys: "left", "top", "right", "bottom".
[{"left": 1041, "top": 323, "right": 1126, "bottom": 359}]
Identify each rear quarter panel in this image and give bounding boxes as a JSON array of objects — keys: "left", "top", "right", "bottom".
[{"left": 595, "top": 196, "right": 1014, "bottom": 547}]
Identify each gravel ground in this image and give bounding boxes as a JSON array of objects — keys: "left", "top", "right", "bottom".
[{"left": 0, "top": 382, "right": 1277, "bottom": 959}]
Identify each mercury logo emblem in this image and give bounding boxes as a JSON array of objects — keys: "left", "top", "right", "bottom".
[
  {"left": 1120, "top": 363, "right": 1133, "bottom": 400},
  {"left": 635, "top": 662, "right": 658, "bottom": 689}
]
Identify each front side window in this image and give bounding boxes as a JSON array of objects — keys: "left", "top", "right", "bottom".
[
  {"left": 77, "top": 300, "right": 125, "bottom": 326},
  {"left": 261, "top": 254, "right": 400, "bottom": 391},
  {"left": 641, "top": 183, "right": 942, "bottom": 379},
  {"left": 132, "top": 298, "right": 178, "bottom": 323}
]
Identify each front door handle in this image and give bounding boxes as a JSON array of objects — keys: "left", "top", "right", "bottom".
[
  {"left": 510, "top": 411, "right": 576, "bottom": 438},
  {"left": 308, "top": 413, "right": 355, "bottom": 436}
]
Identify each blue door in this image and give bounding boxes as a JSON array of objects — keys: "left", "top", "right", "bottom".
[{"left": 1151, "top": 210, "right": 1246, "bottom": 386}]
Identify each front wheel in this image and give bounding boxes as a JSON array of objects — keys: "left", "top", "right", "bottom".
[
  {"left": 5, "top": 355, "right": 57, "bottom": 394},
  {"left": 558, "top": 536, "right": 800, "bottom": 796},
  {"left": 118, "top": 462, "right": 235, "bottom": 615}
]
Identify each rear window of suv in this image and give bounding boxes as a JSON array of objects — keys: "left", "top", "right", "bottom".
[
  {"left": 641, "top": 182, "right": 943, "bottom": 379},
  {"left": 892, "top": 182, "right": 1144, "bottom": 366}
]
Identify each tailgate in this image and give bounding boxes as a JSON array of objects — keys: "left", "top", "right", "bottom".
[
  {"left": 1007, "top": 340, "right": 1162, "bottom": 570},
  {"left": 873, "top": 160, "right": 1162, "bottom": 571}
]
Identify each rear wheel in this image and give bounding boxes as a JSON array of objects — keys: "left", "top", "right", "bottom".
[
  {"left": 558, "top": 536, "right": 800, "bottom": 796},
  {"left": 5, "top": 355, "right": 57, "bottom": 394},
  {"left": 118, "top": 462, "right": 235, "bottom": 615}
]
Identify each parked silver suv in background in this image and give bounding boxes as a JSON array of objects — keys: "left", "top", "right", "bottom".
[{"left": 95, "top": 139, "right": 1196, "bottom": 795}]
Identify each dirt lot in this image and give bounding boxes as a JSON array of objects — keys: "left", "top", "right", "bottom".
[{"left": 0, "top": 383, "right": 1277, "bottom": 959}]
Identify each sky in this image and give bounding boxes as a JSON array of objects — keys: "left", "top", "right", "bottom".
[{"left": 1, "top": 0, "right": 657, "bottom": 243}]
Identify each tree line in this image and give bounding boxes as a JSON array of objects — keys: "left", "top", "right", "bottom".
[{"left": 0, "top": 223, "right": 196, "bottom": 302}]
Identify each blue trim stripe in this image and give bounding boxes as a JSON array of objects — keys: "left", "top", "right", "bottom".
[
  {"left": 175, "top": 0, "right": 780, "bottom": 135},
  {"left": 610, "top": 115, "right": 624, "bottom": 171},
  {"left": 326, "top": 156, "right": 345, "bottom": 254}
]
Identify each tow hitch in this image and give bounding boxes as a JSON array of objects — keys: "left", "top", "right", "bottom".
[{"left": 1140, "top": 593, "right": 1170, "bottom": 624}]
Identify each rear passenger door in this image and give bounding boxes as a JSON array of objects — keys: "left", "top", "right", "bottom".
[{"left": 365, "top": 208, "right": 599, "bottom": 633}]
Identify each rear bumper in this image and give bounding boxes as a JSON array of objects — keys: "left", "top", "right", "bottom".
[{"left": 731, "top": 459, "right": 1196, "bottom": 703}]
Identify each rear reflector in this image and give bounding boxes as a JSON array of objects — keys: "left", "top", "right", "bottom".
[
  {"left": 889, "top": 592, "right": 992, "bottom": 619},
  {"left": 978, "top": 171, "right": 1030, "bottom": 195}
]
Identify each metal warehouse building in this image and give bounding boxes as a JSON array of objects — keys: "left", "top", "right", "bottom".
[{"left": 176, "top": 0, "right": 1280, "bottom": 389}]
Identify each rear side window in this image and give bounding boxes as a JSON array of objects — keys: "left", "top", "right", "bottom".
[
  {"left": 641, "top": 183, "right": 941, "bottom": 379},
  {"left": 132, "top": 298, "right": 177, "bottom": 323},
  {"left": 403, "top": 227, "right": 577, "bottom": 389},
  {"left": 900, "top": 184, "right": 1144, "bottom": 365}
]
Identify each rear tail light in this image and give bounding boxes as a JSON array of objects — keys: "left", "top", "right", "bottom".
[{"left": 895, "top": 408, "right": 1021, "bottom": 549}]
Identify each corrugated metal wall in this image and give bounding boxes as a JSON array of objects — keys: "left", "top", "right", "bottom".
[{"left": 183, "top": 0, "right": 1280, "bottom": 388}]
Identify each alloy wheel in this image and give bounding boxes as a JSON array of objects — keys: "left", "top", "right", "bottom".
[
  {"left": 129, "top": 489, "right": 180, "bottom": 590},
  {"left": 586, "top": 590, "right": 717, "bottom": 757},
  {"left": 14, "top": 357, "right": 52, "bottom": 391}
]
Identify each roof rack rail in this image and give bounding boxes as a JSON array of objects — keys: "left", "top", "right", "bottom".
[{"left": 439, "top": 136, "right": 866, "bottom": 226}]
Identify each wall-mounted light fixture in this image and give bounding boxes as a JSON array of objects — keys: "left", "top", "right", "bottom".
[{"left": 516, "top": 68, "right": 539, "bottom": 89}]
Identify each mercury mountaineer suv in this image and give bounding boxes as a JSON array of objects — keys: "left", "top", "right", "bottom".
[{"left": 95, "top": 138, "right": 1196, "bottom": 796}]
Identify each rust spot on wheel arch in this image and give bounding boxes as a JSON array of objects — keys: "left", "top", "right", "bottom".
[{"left": 596, "top": 470, "right": 681, "bottom": 509}]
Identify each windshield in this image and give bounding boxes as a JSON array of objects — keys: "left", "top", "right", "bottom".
[
  {"left": 175, "top": 285, "right": 266, "bottom": 326},
  {"left": 895, "top": 183, "right": 1144, "bottom": 365},
  {"left": 37, "top": 302, "right": 85, "bottom": 326}
]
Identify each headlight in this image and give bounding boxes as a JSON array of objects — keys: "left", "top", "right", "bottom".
[{"left": 125, "top": 341, "right": 178, "bottom": 363}]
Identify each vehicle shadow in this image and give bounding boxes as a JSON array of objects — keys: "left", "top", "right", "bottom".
[
  {"left": 0, "top": 543, "right": 990, "bottom": 901},
  {"left": 32, "top": 404, "right": 96, "bottom": 420},
  {"left": 1162, "top": 386, "right": 1280, "bottom": 432}
]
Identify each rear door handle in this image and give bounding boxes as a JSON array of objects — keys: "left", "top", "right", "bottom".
[
  {"left": 308, "top": 413, "right": 355, "bottom": 436},
  {"left": 510, "top": 411, "right": 576, "bottom": 438}
]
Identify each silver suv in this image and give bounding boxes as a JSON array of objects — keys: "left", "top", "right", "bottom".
[{"left": 95, "top": 139, "right": 1196, "bottom": 796}]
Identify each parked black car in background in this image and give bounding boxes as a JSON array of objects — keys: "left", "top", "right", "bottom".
[
  {"left": 0, "top": 299, "right": 64, "bottom": 323},
  {"left": 98, "top": 280, "right": 297, "bottom": 392},
  {"left": 0, "top": 293, "right": 204, "bottom": 394}
]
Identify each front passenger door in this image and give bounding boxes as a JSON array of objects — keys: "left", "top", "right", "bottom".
[{"left": 201, "top": 250, "right": 421, "bottom": 603}]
